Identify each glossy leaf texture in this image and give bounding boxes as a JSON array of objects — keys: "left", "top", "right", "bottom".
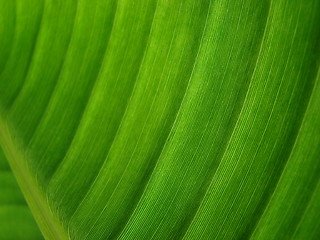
[{"left": 0, "top": 0, "right": 319, "bottom": 239}]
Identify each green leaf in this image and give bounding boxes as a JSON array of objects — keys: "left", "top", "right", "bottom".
[
  {"left": 0, "top": 148, "right": 43, "bottom": 239},
  {"left": 0, "top": 0, "right": 319, "bottom": 239}
]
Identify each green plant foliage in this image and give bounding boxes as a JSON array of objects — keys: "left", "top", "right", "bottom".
[
  {"left": 0, "top": 0, "right": 319, "bottom": 239},
  {"left": 0, "top": 148, "right": 43, "bottom": 239}
]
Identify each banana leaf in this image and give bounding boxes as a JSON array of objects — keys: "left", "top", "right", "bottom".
[{"left": 0, "top": 0, "right": 319, "bottom": 239}]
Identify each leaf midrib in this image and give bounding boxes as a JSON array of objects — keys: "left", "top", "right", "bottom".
[{"left": 0, "top": 115, "right": 68, "bottom": 240}]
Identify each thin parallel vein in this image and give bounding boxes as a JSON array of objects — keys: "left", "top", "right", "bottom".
[
  {"left": 222, "top": 16, "right": 305, "bottom": 240},
  {"left": 41, "top": 0, "right": 117, "bottom": 185},
  {"left": 184, "top": 1, "right": 254, "bottom": 191},
  {"left": 67, "top": 0, "right": 158, "bottom": 224},
  {"left": 193, "top": 2, "right": 259, "bottom": 194},
  {"left": 79, "top": 1, "right": 182, "bottom": 237},
  {"left": 181, "top": 1, "right": 274, "bottom": 237},
  {"left": 76, "top": 3, "right": 141, "bottom": 208},
  {"left": 240, "top": 85, "right": 302, "bottom": 234},
  {"left": 0, "top": 0, "right": 17, "bottom": 76},
  {"left": 8, "top": 0, "right": 45, "bottom": 108},
  {"left": 26, "top": 0, "right": 81, "bottom": 152},
  {"left": 251, "top": 62, "right": 320, "bottom": 239},
  {"left": 203, "top": 55, "right": 272, "bottom": 239},
  {"left": 106, "top": 46, "right": 174, "bottom": 239},
  {"left": 0, "top": 1, "right": 317, "bottom": 239},
  {"left": 253, "top": 66, "right": 320, "bottom": 239},
  {"left": 28, "top": 2, "right": 87, "bottom": 188},
  {"left": 110, "top": 0, "right": 185, "bottom": 220},
  {"left": 250, "top": 121, "right": 317, "bottom": 239},
  {"left": 148, "top": 1, "right": 248, "bottom": 237},
  {"left": 119, "top": 0, "right": 212, "bottom": 237},
  {"left": 125, "top": 7, "right": 218, "bottom": 240},
  {"left": 135, "top": 4, "right": 199, "bottom": 238},
  {"left": 246, "top": 6, "right": 319, "bottom": 239},
  {"left": 48, "top": 0, "right": 157, "bottom": 195},
  {"left": 71, "top": 43, "right": 159, "bottom": 233},
  {"left": 293, "top": 178, "right": 320, "bottom": 237},
  {"left": 222, "top": 0, "right": 300, "bottom": 226},
  {"left": 105, "top": 1, "right": 195, "bottom": 238},
  {"left": 180, "top": 3, "right": 265, "bottom": 239},
  {"left": 201, "top": 20, "right": 284, "bottom": 240},
  {"left": 208, "top": 0, "right": 317, "bottom": 237},
  {"left": 182, "top": 5, "right": 258, "bottom": 238},
  {"left": 216, "top": 43, "right": 276, "bottom": 236},
  {"left": 255, "top": 18, "right": 320, "bottom": 215},
  {"left": 279, "top": 15, "right": 320, "bottom": 165}
]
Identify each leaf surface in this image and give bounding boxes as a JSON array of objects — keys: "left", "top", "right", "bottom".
[
  {"left": 0, "top": 0, "right": 319, "bottom": 239},
  {"left": 0, "top": 148, "right": 43, "bottom": 239}
]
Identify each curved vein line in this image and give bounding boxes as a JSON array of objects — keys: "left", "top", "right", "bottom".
[
  {"left": 148, "top": 1, "right": 250, "bottom": 237},
  {"left": 247, "top": 6, "right": 320, "bottom": 240},
  {"left": 220, "top": 7, "right": 307, "bottom": 238},
  {"left": 76, "top": 2, "right": 163, "bottom": 239},
  {"left": 251, "top": 61, "right": 320, "bottom": 239},
  {"left": 66, "top": 0, "right": 159, "bottom": 225},
  {"left": 41, "top": 0, "right": 117, "bottom": 185},
  {"left": 26, "top": 0, "right": 81, "bottom": 150},
  {"left": 8, "top": 0, "right": 46, "bottom": 108},
  {"left": 292, "top": 178, "right": 320, "bottom": 237},
  {"left": 180, "top": 1, "right": 273, "bottom": 238},
  {"left": 104, "top": 1, "right": 194, "bottom": 238},
  {"left": 118, "top": 1, "right": 212, "bottom": 238}
]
